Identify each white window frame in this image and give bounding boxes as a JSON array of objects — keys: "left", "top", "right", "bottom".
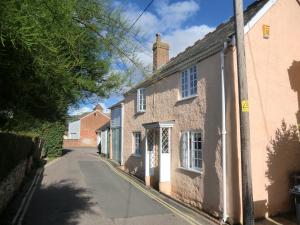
[
  {"left": 137, "top": 88, "right": 146, "bottom": 112},
  {"left": 133, "top": 132, "right": 142, "bottom": 156},
  {"left": 180, "top": 65, "right": 197, "bottom": 99},
  {"left": 180, "top": 131, "right": 203, "bottom": 172}
]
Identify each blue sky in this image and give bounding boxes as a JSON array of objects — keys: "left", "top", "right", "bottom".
[{"left": 69, "top": 0, "right": 255, "bottom": 115}]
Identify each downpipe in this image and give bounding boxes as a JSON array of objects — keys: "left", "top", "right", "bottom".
[{"left": 221, "top": 42, "right": 228, "bottom": 224}]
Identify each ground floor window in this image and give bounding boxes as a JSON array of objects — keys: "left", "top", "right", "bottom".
[
  {"left": 133, "top": 132, "right": 142, "bottom": 155},
  {"left": 180, "top": 131, "right": 203, "bottom": 171}
]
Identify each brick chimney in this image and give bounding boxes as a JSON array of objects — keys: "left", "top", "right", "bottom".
[
  {"left": 152, "top": 33, "right": 169, "bottom": 72},
  {"left": 94, "top": 104, "right": 103, "bottom": 111}
]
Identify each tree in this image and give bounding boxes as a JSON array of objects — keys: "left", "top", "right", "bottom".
[{"left": 0, "top": 0, "right": 140, "bottom": 130}]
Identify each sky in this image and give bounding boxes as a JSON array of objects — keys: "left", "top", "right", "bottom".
[{"left": 68, "top": 0, "right": 256, "bottom": 116}]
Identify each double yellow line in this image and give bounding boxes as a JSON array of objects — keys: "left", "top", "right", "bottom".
[{"left": 99, "top": 157, "right": 203, "bottom": 225}]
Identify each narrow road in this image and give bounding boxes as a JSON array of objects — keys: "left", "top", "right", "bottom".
[{"left": 21, "top": 148, "right": 198, "bottom": 225}]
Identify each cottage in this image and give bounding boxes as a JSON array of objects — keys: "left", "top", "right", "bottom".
[
  {"left": 108, "top": 0, "right": 300, "bottom": 223},
  {"left": 64, "top": 105, "right": 110, "bottom": 148}
]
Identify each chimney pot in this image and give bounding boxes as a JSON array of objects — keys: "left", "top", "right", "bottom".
[{"left": 156, "top": 33, "right": 161, "bottom": 42}]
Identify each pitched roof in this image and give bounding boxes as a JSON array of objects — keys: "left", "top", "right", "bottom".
[
  {"left": 68, "top": 109, "right": 110, "bottom": 122},
  {"left": 68, "top": 112, "right": 90, "bottom": 122},
  {"left": 125, "top": 0, "right": 269, "bottom": 95}
]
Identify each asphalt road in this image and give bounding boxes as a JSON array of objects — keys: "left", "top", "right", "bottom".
[{"left": 21, "top": 148, "right": 194, "bottom": 225}]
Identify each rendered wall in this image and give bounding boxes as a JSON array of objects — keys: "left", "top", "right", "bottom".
[
  {"left": 68, "top": 120, "right": 80, "bottom": 139},
  {"left": 122, "top": 52, "right": 240, "bottom": 220},
  {"left": 244, "top": 0, "right": 300, "bottom": 218}
]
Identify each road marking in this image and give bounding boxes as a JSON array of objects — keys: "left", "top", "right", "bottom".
[
  {"left": 98, "top": 157, "right": 205, "bottom": 225},
  {"left": 11, "top": 168, "right": 40, "bottom": 225},
  {"left": 12, "top": 168, "right": 43, "bottom": 225},
  {"left": 17, "top": 168, "right": 43, "bottom": 225}
]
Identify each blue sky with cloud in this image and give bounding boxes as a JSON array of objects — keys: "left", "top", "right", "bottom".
[{"left": 69, "top": 0, "right": 255, "bottom": 116}]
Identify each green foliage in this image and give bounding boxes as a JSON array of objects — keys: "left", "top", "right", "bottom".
[
  {"left": 0, "top": 0, "right": 140, "bottom": 130},
  {"left": 39, "top": 122, "right": 66, "bottom": 158},
  {"left": 0, "top": 133, "right": 36, "bottom": 182}
]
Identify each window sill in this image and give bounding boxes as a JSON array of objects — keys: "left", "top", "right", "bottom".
[
  {"left": 135, "top": 111, "right": 145, "bottom": 115},
  {"left": 177, "top": 95, "right": 198, "bottom": 103},
  {"left": 178, "top": 167, "right": 203, "bottom": 174},
  {"left": 132, "top": 153, "right": 142, "bottom": 158}
]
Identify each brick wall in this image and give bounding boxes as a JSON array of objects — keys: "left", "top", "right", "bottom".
[{"left": 64, "top": 110, "right": 110, "bottom": 148}]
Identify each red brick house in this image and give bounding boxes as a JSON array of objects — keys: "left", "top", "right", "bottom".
[{"left": 64, "top": 105, "right": 110, "bottom": 148}]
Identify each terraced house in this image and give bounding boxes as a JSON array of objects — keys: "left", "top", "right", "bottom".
[{"left": 109, "top": 0, "right": 300, "bottom": 223}]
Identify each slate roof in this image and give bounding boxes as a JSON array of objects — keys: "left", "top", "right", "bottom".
[{"left": 125, "top": 0, "right": 269, "bottom": 95}]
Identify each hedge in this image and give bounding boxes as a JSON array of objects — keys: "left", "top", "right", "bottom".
[
  {"left": 40, "top": 122, "right": 65, "bottom": 158},
  {"left": 0, "top": 133, "right": 34, "bottom": 183}
]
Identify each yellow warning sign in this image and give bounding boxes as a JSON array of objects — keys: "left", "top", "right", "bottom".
[{"left": 242, "top": 100, "right": 249, "bottom": 112}]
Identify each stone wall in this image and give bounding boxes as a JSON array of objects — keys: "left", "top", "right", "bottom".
[
  {"left": 0, "top": 133, "right": 42, "bottom": 215},
  {"left": 0, "top": 158, "right": 30, "bottom": 213}
]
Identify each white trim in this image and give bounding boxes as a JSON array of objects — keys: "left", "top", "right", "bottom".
[
  {"left": 143, "top": 120, "right": 175, "bottom": 129},
  {"left": 79, "top": 109, "right": 110, "bottom": 121},
  {"left": 180, "top": 65, "right": 198, "bottom": 99},
  {"left": 137, "top": 88, "right": 146, "bottom": 113},
  {"left": 244, "top": 0, "right": 278, "bottom": 34},
  {"left": 177, "top": 95, "right": 198, "bottom": 103}
]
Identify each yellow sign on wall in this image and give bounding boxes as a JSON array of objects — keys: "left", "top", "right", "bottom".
[
  {"left": 242, "top": 100, "right": 249, "bottom": 112},
  {"left": 263, "top": 24, "right": 270, "bottom": 39}
]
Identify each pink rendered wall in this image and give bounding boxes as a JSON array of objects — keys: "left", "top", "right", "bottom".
[
  {"left": 244, "top": 0, "right": 300, "bottom": 218},
  {"left": 122, "top": 51, "right": 241, "bottom": 221}
]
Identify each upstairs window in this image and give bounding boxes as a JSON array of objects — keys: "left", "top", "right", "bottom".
[
  {"left": 137, "top": 88, "right": 146, "bottom": 112},
  {"left": 181, "top": 65, "right": 197, "bottom": 98},
  {"left": 180, "top": 131, "right": 203, "bottom": 171},
  {"left": 133, "top": 132, "right": 142, "bottom": 155}
]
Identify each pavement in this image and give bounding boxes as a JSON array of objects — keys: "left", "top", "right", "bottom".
[{"left": 14, "top": 148, "right": 217, "bottom": 225}]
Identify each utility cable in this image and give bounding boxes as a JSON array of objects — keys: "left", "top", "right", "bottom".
[{"left": 127, "top": 0, "right": 154, "bottom": 31}]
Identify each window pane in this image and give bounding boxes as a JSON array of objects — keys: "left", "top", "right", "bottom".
[
  {"left": 190, "top": 66, "right": 197, "bottom": 96},
  {"left": 180, "top": 132, "right": 189, "bottom": 168},
  {"left": 191, "top": 132, "right": 202, "bottom": 170},
  {"left": 134, "top": 132, "right": 141, "bottom": 155},
  {"left": 181, "top": 71, "right": 188, "bottom": 98},
  {"left": 137, "top": 88, "right": 146, "bottom": 111},
  {"left": 181, "top": 66, "right": 197, "bottom": 98}
]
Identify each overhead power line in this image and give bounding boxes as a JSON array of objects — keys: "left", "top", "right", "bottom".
[{"left": 128, "top": 0, "right": 154, "bottom": 31}]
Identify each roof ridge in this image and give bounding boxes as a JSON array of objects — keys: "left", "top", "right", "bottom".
[{"left": 124, "top": 0, "right": 270, "bottom": 95}]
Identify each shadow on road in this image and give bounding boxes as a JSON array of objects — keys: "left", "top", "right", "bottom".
[
  {"left": 23, "top": 178, "right": 96, "bottom": 225},
  {"left": 62, "top": 148, "right": 74, "bottom": 156}
]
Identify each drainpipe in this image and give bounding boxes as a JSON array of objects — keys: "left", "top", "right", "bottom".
[
  {"left": 221, "top": 41, "right": 228, "bottom": 224},
  {"left": 121, "top": 103, "right": 124, "bottom": 166}
]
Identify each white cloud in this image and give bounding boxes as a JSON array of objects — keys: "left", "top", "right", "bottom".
[
  {"left": 114, "top": 0, "right": 215, "bottom": 85},
  {"left": 164, "top": 25, "right": 215, "bottom": 57},
  {"left": 69, "top": 106, "right": 92, "bottom": 116},
  {"left": 156, "top": 0, "right": 200, "bottom": 31}
]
